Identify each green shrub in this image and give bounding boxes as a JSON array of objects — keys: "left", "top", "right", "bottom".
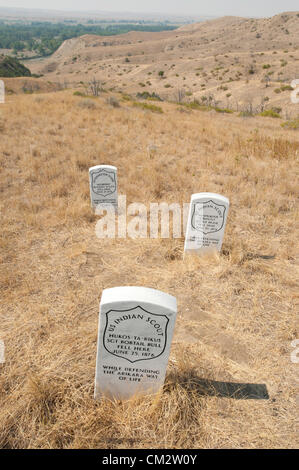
[
  {"left": 133, "top": 102, "right": 163, "bottom": 113},
  {"left": 215, "top": 107, "right": 234, "bottom": 114},
  {"left": 183, "top": 101, "right": 209, "bottom": 111},
  {"left": 281, "top": 118, "right": 299, "bottom": 130},
  {"left": 136, "top": 91, "right": 162, "bottom": 101},
  {"left": 239, "top": 111, "right": 253, "bottom": 117},
  {"left": 122, "top": 94, "right": 133, "bottom": 101},
  {"left": 260, "top": 109, "right": 281, "bottom": 118}
]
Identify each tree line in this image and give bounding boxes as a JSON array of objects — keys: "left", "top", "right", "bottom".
[{"left": 0, "top": 22, "right": 177, "bottom": 57}]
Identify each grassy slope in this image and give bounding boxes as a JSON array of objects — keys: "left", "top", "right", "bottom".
[
  {"left": 0, "top": 91, "right": 298, "bottom": 448},
  {"left": 0, "top": 55, "right": 31, "bottom": 77}
]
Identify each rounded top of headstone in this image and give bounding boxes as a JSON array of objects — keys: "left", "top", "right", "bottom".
[
  {"left": 89, "top": 165, "right": 117, "bottom": 172},
  {"left": 191, "top": 192, "right": 229, "bottom": 205},
  {"left": 101, "top": 286, "right": 177, "bottom": 312}
]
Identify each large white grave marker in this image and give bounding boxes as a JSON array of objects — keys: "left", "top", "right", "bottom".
[
  {"left": 89, "top": 165, "right": 117, "bottom": 211},
  {"left": 0, "top": 80, "right": 4, "bottom": 104},
  {"left": 94, "top": 286, "right": 177, "bottom": 400},
  {"left": 184, "top": 192, "right": 229, "bottom": 255}
]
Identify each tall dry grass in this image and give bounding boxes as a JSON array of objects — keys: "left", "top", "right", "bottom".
[{"left": 0, "top": 91, "right": 298, "bottom": 448}]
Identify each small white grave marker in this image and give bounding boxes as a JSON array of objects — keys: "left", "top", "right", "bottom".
[
  {"left": 89, "top": 165, "right": 117, "bottom": 211},
  {"left": 94, "top": 286, "right": 177, "bottom": 400},
  {"left": 0, "top": 80, "right": 4, "bottom": 104},
  {"left": 184, "top": 192, "right": 229, "bottom": 255}
]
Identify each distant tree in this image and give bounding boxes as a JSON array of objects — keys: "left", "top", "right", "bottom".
[
  {"left": 264, "top": 75, "right": 271, "bottom": 87},
  {"left": 89, "top": 78, "right": 103, "bottom": 97},
  {"left": 176, "top": 88, "right": 186, "bottom": 102}
]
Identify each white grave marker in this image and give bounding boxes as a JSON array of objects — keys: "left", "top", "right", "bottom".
[
  {"left": 0, "top": 80, "right": 4, "bottom": 104},
  {"left": 89, "top": 165, "right": 117, "bottom": 211},
  {"left": 184, "top": 192, "right": 229, "bottom": 255},
  {"left": 94, "top": 287, "right": 177, "bottom": 400}
]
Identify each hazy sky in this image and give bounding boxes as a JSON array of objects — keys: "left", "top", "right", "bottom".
[{"left": 0, "top": 0, "right": 298, "bottom": 17}]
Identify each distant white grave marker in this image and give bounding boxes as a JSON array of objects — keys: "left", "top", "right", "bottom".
[
  {"left": 94, "top": 286, "right": 177, "bottom": 400},
  {"left": 89, "top": 165, "right": 117, "bottom": 211},
  {"left": 0, "top": 80, "right": 4, "bottom": 104},
  {"left": 184, "top": 192, "right": 229, "bottom": 255}
]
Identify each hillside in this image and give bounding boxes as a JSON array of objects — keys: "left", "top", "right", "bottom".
[
  {"left": 0, "top": 90, "right": 298, "bottom": 448},
  {"left": 28, "top": 11, "right": 299, "bottom": 116},
  {"left": 0, "top": 55, "right": 31, "bottom": 77}
]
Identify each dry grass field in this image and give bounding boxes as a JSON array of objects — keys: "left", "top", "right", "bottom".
[{"left": 0, "top": 89, "right": 298, "bottom": 448}]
